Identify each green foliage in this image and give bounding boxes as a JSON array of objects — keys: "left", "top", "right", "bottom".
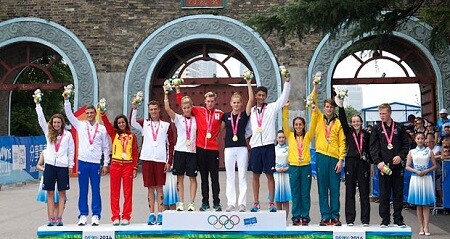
[
  {"left": 246, "top": 0, "right": 448, "bottom": 53},
  {"left": 10, "top": 57, "right": 72, "bottom": 136},
  {"left": 344, "top": 105, "right": 361, "bottom": 123}
]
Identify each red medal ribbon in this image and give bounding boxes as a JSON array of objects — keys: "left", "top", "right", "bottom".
[
  {"left": 150, "top": 120, "right": 160, "bottom": 142},
  {"left": 352, "top": 132, "right": 363, "bottom": 156},
  {"left": 323, "top": 119, "right": 335, "bottom": 141},
  {"left": 86, "top": 122, "right": 99, "bottom": 145},
  {"left": 255, "top": 105, "right": 265, "bottom": 128},
  {"left": 296, "top": 135, "right": 304, "bottom": 157},
  {"left": 54, "top": 131, "right": 64, "bottom": 152},
  {"left": 205, "top": 108, "right": 213, "bottom": 136},
  {"left": 230, "top": 112, "right": 241, "bottom": 138},
  {"left": 185, "top": 116, "right": 192, "bottom": 140},
  {"left": 120, "top": 133, "right": 129, "bottom": 154}
]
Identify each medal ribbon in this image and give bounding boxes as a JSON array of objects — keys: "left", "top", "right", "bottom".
[
  {"left": 323, "top": 119, "right": 335, "bottom": 141},
  {"left": 54, "top": 131, "right": 64, "bottom": 152},
  {"left": 352, "top": 132, "right": 363, "bottom": 156},
  {"left": 230, "top": 112, "right": 241, "bottom": 137},
  {"left": 184, "top": 116, "right": 192, "bottom": 140},
  {"left": 255, "top": 105, "right": 265, "bottom": 128},
  {"left": 381, "top": 121, "right": 395, "bottom": 146},
  {"left": 86, "top": 122, "right": 99, "bottom": 145},
  {"left": 205, "top": 108, "right": 213, "bottom": 135},
  {"left": 150, "top": 120, "right": 160, "bottom": 142},
  {"left": 120, "top": 133, "right": 129, "bottom": 155},
  {"left": 296, "top": 135, "right": 304, "bottom": 157}
]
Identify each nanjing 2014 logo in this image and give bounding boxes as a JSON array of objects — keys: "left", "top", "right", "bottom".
[{"left": 207, "top": 214, "right": 240, "bottom": 230}]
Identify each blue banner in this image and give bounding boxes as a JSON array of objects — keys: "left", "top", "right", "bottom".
[{"left": 0, "top": 136, "right": 46, "bottom": 185}]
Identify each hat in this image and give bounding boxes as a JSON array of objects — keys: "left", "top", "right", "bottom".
[{"left": 439, "top": 108, "right": 448, "bottom": 114}]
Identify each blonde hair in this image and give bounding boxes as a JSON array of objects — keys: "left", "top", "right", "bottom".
[
  {"left": 204, "top": 91, "right": 217, "bottom": 99},
  {"left": 378, "top": 103, "right": 392, "bottom": 113},
  {"left": 230, "top": 92, "right": 242, "bottom": 102},
  {"left": 181, "top": 96, "right": 193, "bottom": 106}
]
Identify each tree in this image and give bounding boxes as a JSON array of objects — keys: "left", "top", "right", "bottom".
[
  {"left": 344, "top": 105, "right": 361, "bottom": 124},
  {"left": 246, "top": 0, "right": 449, "bottom": 53},
  {"left": 10, "top": 57, "right": 72, "bottom": 136}
]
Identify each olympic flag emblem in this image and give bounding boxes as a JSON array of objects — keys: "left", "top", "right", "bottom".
[{"left": 207, "top": 214, "right": 241, "bottom": 230}]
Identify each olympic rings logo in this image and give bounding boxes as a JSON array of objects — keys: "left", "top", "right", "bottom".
[{"left": 207, "top": 214, "right": 240, "bottom": 230}]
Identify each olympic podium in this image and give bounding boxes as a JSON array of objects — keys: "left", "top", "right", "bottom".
[{"left": 37, "top": 210, "right": 412, "bottom": 239}]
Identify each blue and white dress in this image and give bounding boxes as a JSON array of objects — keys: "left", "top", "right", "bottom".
[
  {"left": 407, "top": 146, "right": 435, "bottom": 206},
  {"left": 163, "top": 171, "right": 178, "bottom": 206},
  {"left": 274, "top": 144, "right": 292, "bottom": 203}
]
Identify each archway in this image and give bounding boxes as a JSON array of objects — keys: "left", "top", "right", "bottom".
[
  {"left": 307, "top": 17, "right": 450, "bottom": 123},
  {"left": 123, "top": 14, "right": 281, "bottom": 118},
  {"left": 0, "top": 17, "right": 98, "bottom": 134}
]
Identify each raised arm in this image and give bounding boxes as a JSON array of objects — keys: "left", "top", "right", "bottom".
[
  {"left": 282, "top": 106, "right": 291, "bottom": 136},
  {"left": 245, "top": 77, "right": 254, "bottom": 116},
  {"left": 273, "top": 76, "right": 291, "bottom": 111},
  {"left": 130, "top": 106, "right": 143, "bottom": 133},
  {"left": 164, "top": 91, "right": 176, "bottom": 120},
  {"left": 67, "top": 132, "right": 75, "bottom": 169},
  {"left": 35, "top": 103, "right": 48, "bottom": 135},
  {"left": 337, "top": 102, "right": 351, "bottom": 135},
  {"left": 100, "top": 113, "right": 116, "bottom": 140},
  {"left": 64, "top": 99, "right": 81, "bottom": 130}
]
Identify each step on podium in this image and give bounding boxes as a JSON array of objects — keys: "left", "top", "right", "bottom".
[{"left": 37, "top": 210, "right": 412, "bottom": 239}]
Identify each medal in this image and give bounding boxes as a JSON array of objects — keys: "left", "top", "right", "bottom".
[
  {"left": 89, "top": 145, "right": 94, "bottom": 151},
  {"left": 122, "top": 153, "right": 127, "bottom": 159},
  {"left": 119, "top": 134, "right": 130, "bottom": 159},
  {"left": 255, "top": 105, "right": 265, "bottom": 134},
  {"left": 185, "top": 116, "right": 192, "bottom": 147},
  {"left": 387, "top": 143, "right": 393, "bottom": 150},
  {"left": 230, "top": 112, "right": 241, "bottom": 142},
  {"left": 256, "top": 127, "right": 263, "bottom": 133},
  {"left": 186, "top": 140, "right": 191, "bottom": 146},
  {"left": 324, "top": 119, "right": 335, "bottom": 144},
  {"left": 153, "top": 141, "right": 158, "bottom": 147},
  {"left": 352, "top": 132, "right": 364, "bottom": 159},
  {"left": 87, "top": 122, "right": 99, "bottom": 150},
  {"left": 206, "top": 132, "right": 212, "bottom": 139},
  {"left": 232, "top": 135, "right": 238, "bottom": 142},
  {"left": 205, "top": 109, "right": 213, "bottom": 140},
  {"left": 150, "top": 120, "right": 160, "bottom": 147}
]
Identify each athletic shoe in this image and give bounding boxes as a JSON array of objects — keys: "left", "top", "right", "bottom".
[
  {"left": 176, "top": 202, "right": 185, "bottom": 211},
  {"left": 55, "top": 217, "right": 63, "bottom": 226},
  {"left": 347, "top": 222, "right": 354, "bottom": 226},
  {"left": 238, "top": 204, "right": 246, "bottom": 212},
  {"left": 77, "top": 215, "right": 88, "bottom": 226},
  {"left": 157, "top": 214, "right": 163, "bottom": 225},
  {"left": 363, "top": 223, "right": 369, "bottom": 227},
  {"left": 121, "top": 219, "right": 130, "bottom": 225},
  {"left": 320, "top": 219, "right": 330, "bottom": 226},
  {"left": 213, "top": 204, "right": 222, "bottom": 211},
  {"left": 91, "top": 215, "right": 100, "bottom": 226},
  {"left": 225, "top": 205, "right": 235, "bottom": 212},
  {"left": 112, "top": 219, "right": 120, "bottom": 226},
  {"left": 292, "top": 218, "right": 301, "bottom": 226},
  {"left": 380, "top": 222, "right": 389, "bottom": 228},
  {"left": 199, "top": 203, "right": 210, "bottom": 211},
  {"left": 268, "top": 202, "right": 277, "bottom": 212},
  {"left": 394, "top": 221, "right": 406, "bottom": 228},
  {"left": 250, "top": 202, "right": 260, "bottom": 212},
  {"left": 187, "top": 203, "right": 195, "bottom": 211},
  {"left": 47, "top": 217, "right": 55, "bottom": 226},
  {"left": 301, "top": 218, "right": 309, "bottom": 226},
  {"left": 331, "top": 218, "right": 342, "bottom": 226},
  {"left": 147, "top": 214, "right": 156, "bottom": 225}
]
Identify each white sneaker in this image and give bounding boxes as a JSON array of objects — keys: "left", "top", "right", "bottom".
[
  {"left": 112, "top": 219, "right": 120, "bottom": 226},
  {"left": 91, "top": 215, "right": 100, "bottom": 226},
  {"left": 225, "top": 205, "right": 235, "bottom": 212},
  {"left": 238, "top": 204, "right": 246, "bottom": 212},
  {"left": 121, "top": 219, "right": 130, "bottom": 225},
  {"left": 187, "top": 203, "right": 195, "bottom": 211},
  {"left": 176, "top": 202, "right": 184, "bottom": 211},
  {"left": 77, "top": 215, "right": 88, "bottom": 226}
]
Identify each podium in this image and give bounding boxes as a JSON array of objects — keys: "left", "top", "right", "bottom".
[{"left": 37, "top": 210, "right": 412, "bottom": 239}]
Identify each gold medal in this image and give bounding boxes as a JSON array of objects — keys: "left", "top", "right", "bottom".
[
  {"left": 206, "top": 132, "right": 212, "bottom": 139},
  {"left": 256, "top": 127, "right": 263, "bottom": 133},
  {"left": 186, "top": 140, "right": 191, "bottom": 146},
  {"left": 232, "top": 135, "right": 238, "bottom": 142}
]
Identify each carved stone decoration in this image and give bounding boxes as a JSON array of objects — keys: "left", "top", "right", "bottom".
[
  {"left": 124, "top": 14, "right": 281, "bottom": 118},
  {"left": 0, "top": 17, "right": 98, "bottom": 108},
  {"left": 308, "top": 17, "right": 450, "bottom": 111}
]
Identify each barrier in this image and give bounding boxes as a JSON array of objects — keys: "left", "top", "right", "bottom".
[{"left": 0, "top": 136, "right": 46, "bottom": 185}]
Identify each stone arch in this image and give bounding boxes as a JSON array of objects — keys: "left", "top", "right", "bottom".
[
  {"left": 0, "top": 17, "right": 98, "bottom": 108},
  {"left": 124, "top": 14, "right": 281, "bottom": 117},
  {"left": 307, "top": 17, "right": 450, "bottom": 112}
]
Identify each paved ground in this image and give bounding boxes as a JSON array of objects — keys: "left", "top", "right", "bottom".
[{"left": 1, "top": 171, "right": 449, "bottom": 238}]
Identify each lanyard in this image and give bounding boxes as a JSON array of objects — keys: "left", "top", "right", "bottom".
[
  {"left": 352, "top": 131, "right": 363, "bottom": 156},
  {"left": 54, "top": 131, "right": 64, "bottom": 152},
  {"left": 230, "top": 112, "right": 241, "bottom": 136},
  {"left": 255, "top": 105, "right": 265, "bottom": 128},
  {"left": 205, "top": 108, "right": 213, "bottom": 134},
  {"left": 86, "top": 122, "right": 99, "bottom": 145},
  {"left": 119, "top": 133, "right": 130, "bottom": 153},
  {"left": 296, "top": 135, "right": 304, "bottom": 157},
  {"left": 323, "top": 119, "right": 335, "bottom": 141},
  {"left": 381, "top": 121, "right": 395, "bottom": 146},
  {"left": 184, "top": 116, "right": 192, "bottom": 140},
  {"left": 150, "top": 120, "right": 160, "bottom": 142}
]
